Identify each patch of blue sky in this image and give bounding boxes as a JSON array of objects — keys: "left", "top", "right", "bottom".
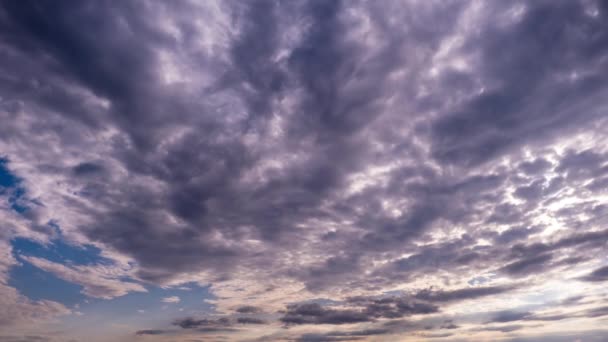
[
  {"left": 8, "top": 260, "right": 86, "bottom": 306},
  {"left": 0, "top": 157, "right": 33, "bottom": 213},
  {"left": 5, "top": 156, "right": 114, "bottom": 307},
  {"left": 61, "top": 283, "right": 216, "bottom": 331},
  {"left": 0, "top": 157, "right": 19, "bottom": 188},
  {"left": 1, "top": 160, "right": 101, "bottom": 264},
  {"left": 10, "top": 238, "right": 215, "bottom": 318},
  {"left": 4, "top": 158, "right": 216, "bottom": 329},
  {"left": 8, "top": 234, "right": 118, "bottom": 307},
  {"left": 11, "top": 237, "right": 113, "bottom": 266}
]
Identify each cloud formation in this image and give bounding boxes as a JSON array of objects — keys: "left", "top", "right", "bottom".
[
  {"left": 162, "top": 296, "right": 181, "bottom": 304},
  {"left": 1, "top": 0, "right": 608, "bottom": 340}
]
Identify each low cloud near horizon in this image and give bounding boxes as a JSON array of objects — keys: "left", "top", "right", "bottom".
[{"left": 1, "top": 0, "right": 608, "bottom": 341}]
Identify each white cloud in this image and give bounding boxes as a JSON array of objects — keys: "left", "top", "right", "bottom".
[
  {"left": 21, "top": 256, "right": 147, "bottom": 299},
  {"left": 0, "top": 283, "right": 71, "bottom": 327},
  {"left": 161, "top": 296, "right": 180, "bottom": 304},
  {"left": 0, "top": 240, "right": 71, "bottom": 327}
]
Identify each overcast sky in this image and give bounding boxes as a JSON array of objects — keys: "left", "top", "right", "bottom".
[{"left": 1, "top": 0, "right": 608, "bottom": 341}]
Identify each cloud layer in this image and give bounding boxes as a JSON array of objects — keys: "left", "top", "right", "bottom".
[{"left": 1, "top": 0, "right": 608, "bottom": 341}]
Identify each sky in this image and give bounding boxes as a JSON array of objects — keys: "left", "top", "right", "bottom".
[{"left": 0, "top": 0, "right": 608, "bottom": 341}]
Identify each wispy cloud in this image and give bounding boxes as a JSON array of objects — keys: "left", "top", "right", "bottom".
[{"left": 161, "top": 296, "right": 180, "bottom": 304}]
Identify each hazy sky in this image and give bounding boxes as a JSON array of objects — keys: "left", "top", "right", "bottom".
[{"left": 1, "top": 1, "right": 608, "bottom": 341}]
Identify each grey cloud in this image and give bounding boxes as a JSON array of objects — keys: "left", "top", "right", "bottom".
[
  {"left": 236, "top": 317, "right": 267, "bottom": 325},
  {"left": 514, "top": 180, "right": 546, "bottom": 201},
  {"left": 71, "top": 162, "right": 105, "bottom": 177},
  {"left": 0, "top": 337, "right": 51, "bottom": 342},
  {"left": 280, "top": 298, "right": 438, "bottom": 326},
  {"left": 235, "top": 305, "right": 262, "bottom": 314},
  {"left": 295, "top": 328, "right": 389, "bottom": 342},
  {"left": 413, "top": 285, "right": 518, "bottom": 302},
  {"left": 2, "top": 0, "right": 608, "bottom": 340},
  {"left": 2, "top": 0, "right": 605, "bottom": 293},
  {"left": 326, "top": 329, "right": 389, "bottom": 337},
  {"left": 507, "top": 305, "right": 608, "bottom": 323},
  {"left": 194, "top": 327, "right": 240, "bottom": 333},
  {"left": 280, "top": 303, "right": 372, "bottom": 325},
  {"left": 557, "top": 149, "right": 608, "bottom": 182},
  {"left": 135, "top": 330, "right": 167, "bottom": 336},
  {"left": 560, "top": 295, "right": 586, "bottom": 306},
  {"left": 488, "top": 311, "right": 532, "bottom": 323},
  {"left": 584, "top": 306, "right": 608, "bottom": 318},
  {"left": 587, "top": 176, "right": 608, "bottom": 192},
  {"left": 500, "top": 254, "right": 553, "bottom": 276},
  {"left": 359, "top": 298, "right": 439, "bottom": 319},
  {"left": 172, "top": 317, "right": 231, "bottom": 329},
  {"left": 281, "top": 284, "right": 514, "bottom": 326},
  {"left": 518, "top": 158, "right": 553, "bottom": 175},
  {"left": 477, "top": 324, "right": 526, "bottom": 333},
  {"left": 430, "top": 1, "right": 608, "bottom": 167},
  {"left": 556, "top": 229, "right": 608, "bottom": 248},
  {"left": 494, "top": 226, "right": 540, "bottom": 244},
  {"left": 438, "top": 320, "right": 459, "bottom": 330},
  {"left": 295, "top": 334, "right": 364, "bottom": 342},
  {"left": 383, "top": 234, "right": 481, "bottom": 277},
  {"left": 501, "top": 229, "right": 608, "bottom": 275},
  {"left": 486, "top": 308, "right": 582, "bottom": 325},
  {"left": 532, "top": 314, "right": 574, "bottom": 322},
  {"left": 422, "top": 332, "right": 454, "bottom": 339},
  {"left": 580, "top": 265, "right": 608, "bottom": 282},
  {"left": 487, "top": 203, "right": 526, "bottom": 225},
  {"left": 171, "top": 315, "right": 267, "bottom": 331}
]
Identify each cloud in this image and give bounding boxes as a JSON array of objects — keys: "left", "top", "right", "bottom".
[
  {"left": 412, "top": 285, "right": 518, "bottom": 302},
  {"left": 295, "top": 333, "right": 367, "bottom": 342},
  {"left": 499, "top": 254, "right": 554, "bottom": 276},
  {"left": 582, "top": 306, "right": 608, "bottom": 318},
  {"left": 1, "top": 0, "right": 608, "bottom": 340},
  {"left": 285, "top": 284, "right": 518, "bottom": 326},
  {"left": 0, "top": 241, "right": 70, "bottom": 327},
  {"left": 21, "top": 256, "right": 146, "bottom": 299},
  {"left": 134, "top": 330, "right": 167, "bottom": 336},
  {"left": 236, "top": 317, "right": 266, "bottom": 325},
  {"left": 477, "top": 324, "right": 527, "bottom": 333},
  {"left": 0, "top": 283, "right": 71, "bottom": 327},
  {"left": 172, "top": 317, "right": 231, "bottom": 329},
  {"left": 161, "top": 296, "right": 180, "bottom": 303},
  {"left": 0, "top": 337, "right": 52, "bottom": 342},
  {"left": 235, "top": 305, "right": 262, "bottom": 314},
  {"left": 488, "top": 310, "right": 533, "bottom": 323},
  {"left": 483, "top": 305, "right": 608, "bottom": 325},
  {"left": 430, "top": 2, "right": 608, "bottom": 167},
  {"left": 580, "top": 265, "right": 608, "bottom": 282},
  {"left": 280, "top": 303, "right": 374, "bottom": 325}
]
